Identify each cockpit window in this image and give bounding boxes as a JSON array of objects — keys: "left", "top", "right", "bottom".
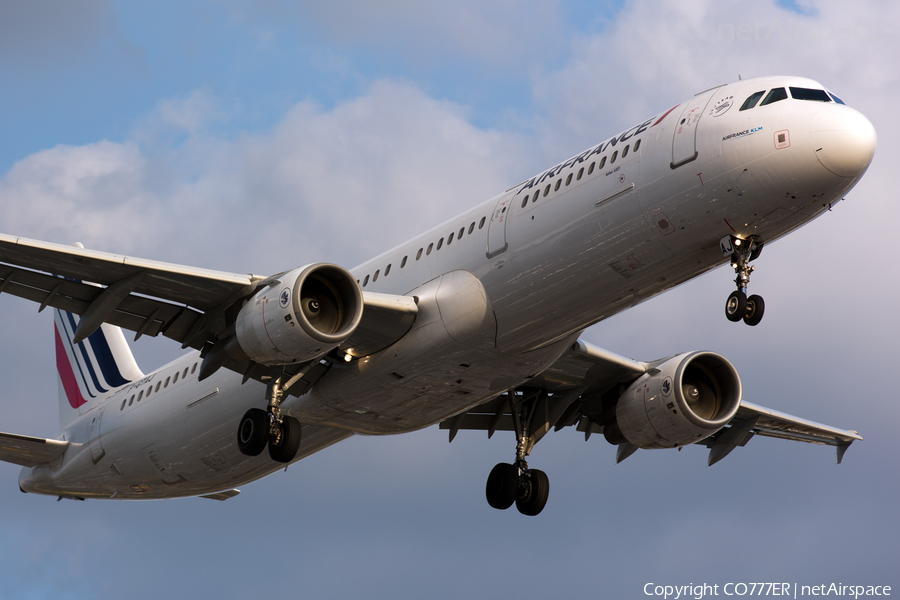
[
  {"left": 790, "top": 87, "right": 831, "bottom": 102},
  {"left": 759, "top": 88, "right": 788, "bottom": 106},
  {"left": 739, "top": 91, "right": 766, "bottom": 111},
  {"left": 828, "top": 92, "right": 846, "bottom": 105}
]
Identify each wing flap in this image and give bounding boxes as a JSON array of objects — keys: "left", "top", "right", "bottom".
[
  {"left": 732, "top": 400, "right": 862, "bottom": 445},
  {"left": 0, "top": 432, "right": 70, "bottom": 468}
]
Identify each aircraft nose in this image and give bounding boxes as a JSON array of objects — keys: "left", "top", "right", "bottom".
[{"left": 810, "top": 106, "right": 876, "bottom": 178}]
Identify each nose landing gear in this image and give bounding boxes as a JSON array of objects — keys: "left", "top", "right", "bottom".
[{"left": 720, "top": 235, "right": 765, "bottom": 326}]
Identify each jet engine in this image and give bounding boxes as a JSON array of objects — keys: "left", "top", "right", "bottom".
[
  {"left": 604, "top": 352, "right": 741, "bottom": 449},
  {"left": 235, "top": 264, "right": 363, "bottom": 365}
]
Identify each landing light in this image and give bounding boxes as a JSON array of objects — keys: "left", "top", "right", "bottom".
[
  {"left": 344, "top": 352, "right": 353, "bottom": 363},
  {"left": 734, "top": 239, "right": 742, "bottom": 246}
]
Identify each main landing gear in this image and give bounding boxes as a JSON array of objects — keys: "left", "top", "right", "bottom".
[
  {"left": 237, "top": 376, "right": 302, "bottom": 463},
  {"left": 485, "top": 390, "right": 551, "bottom": 516},
  {"left": 720, "top": 234, "right": 765, "bottom": 326}
]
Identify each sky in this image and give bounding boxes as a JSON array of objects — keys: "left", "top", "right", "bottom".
[{"left": 1, "top": 0, "right": 898, "bottom": 598}]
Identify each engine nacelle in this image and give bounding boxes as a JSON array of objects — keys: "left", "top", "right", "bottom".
[
  {"left": 235, "top": 264, "right": 363, "bottom": 365},
  {"left": 605, "top": 352, "right": 741, "bottom": 449}
]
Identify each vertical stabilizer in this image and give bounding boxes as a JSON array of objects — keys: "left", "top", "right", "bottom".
[{"left": 54, "top": 309, "right": 144, "bottom": 429}]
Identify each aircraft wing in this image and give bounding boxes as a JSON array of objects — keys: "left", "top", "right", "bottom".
[
  {"left": 440, "top": 339, "right": 862, "bottom": 465},
  {"left": 0, "top": 234, "right": 417, "bottom": 393},
  {"left": 0, "top": 432, "right": 70, "bottom": 468}
]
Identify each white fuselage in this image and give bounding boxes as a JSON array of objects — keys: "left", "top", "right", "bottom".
[{"left": 20, "top": 76, "right": 875, "bottom": 499}]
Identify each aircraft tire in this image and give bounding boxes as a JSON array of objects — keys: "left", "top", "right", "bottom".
[
  {"left": 743, "top": 294, "right": 765, "bottom": 326},
  {"left": 486, "top": 463, "right": 518, "bottom": 510},
  {"left": 725, "top": 291, "right": 747, "bottom": 322},
  {"left": 269, "top": 416, "right": 302, "bottom": 463},
  {"left": 516, "top": 469, "right": 549, "bottom": 516},
  {"left": 237, "top": 408, "right": 269, "bottom": 456}
]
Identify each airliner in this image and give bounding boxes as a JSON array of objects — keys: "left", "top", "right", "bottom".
[{"left": 0, "top": 75, "right": 875, "bottom": 515}]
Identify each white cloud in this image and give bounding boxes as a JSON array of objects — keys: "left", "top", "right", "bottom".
[{"left": 0, "top": 80, "right": 530, "bottom": 275}]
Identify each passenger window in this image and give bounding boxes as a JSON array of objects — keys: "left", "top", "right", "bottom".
[
  {"left": 469, "top": 222, "right": 475, "bottom": 234},
  {"left": 426, "top": 243, "right": 433, "bottom": 255},
  {"left": 401, "top": 256, "right": 408, "bottom": 268},
  {"left": 191, "top": 363, "right": 197, "bottom": 374},
  {"left": 385, "top": 264, "right": 391, "bottom": 275},
  {"left": 448, "top": 232, "right": 454, "bottom": 245},
  {"left": 740, "top": 91, "right": 766, "bottom": 111},
  {"left": 122, "top": 399, "right": 127, "bottom": 410},
  {"left": 479, "top": 217, "right": 486, "bottom": 229},
  {"left": 760, "top": 88, "right": 787, "bottom": 106},
  {"left": 611, "top": 150, "right": 618, "bottom": 163},
  {"left": 155, "top": 382, "right": 161, "bottom": 392},
  {"left": 634, "top": 139, "right": 641, "bottom": 152},
  {"left": 554, "top": 179, "right": 561, "bottom": 192},
  {"left": 183, "top": 368, "right": 189, "bottom": 378},
  {"left": 565, "top": 173, "right": 573, "bottom": 186},
  {"left": 622, "top": 145, "right": 629, "bottom": 158},
  {"left": 373, "top": 270, "right": 379, "bottom": 282},
  {"left": 458, "top": 227, "right": 465, "bottom": 238},
  {"left": 543, "top": 184, "right": 550, "bottom": 197},
  {"left": 599, "top": 156, "right": 606, "bottom": 169},
  {"left": 789, "top": 87, "right": 831, "bottom": 102},
  {"left": 165, "top": 377, "right": 170, "bottom": 388},
  {"left": 146, "top": 387, "right": 152, "bottom": 398},
  {"left": 577, "top": 167, "right": 584, "bottom": 181},
  {"left": 138, "top": 390, "right": 144, "bottom": 401},
  {"left": 173, "top": 372, "right": 179, "bottom": 383},
  {"left": 363, "top": 275, "right": 369, "bottom": 287},
  {"left": 437, "top": 238, "right": 443, "bottom": 250},
  {"left": 521, "top": 196, "right": 528, "bottom": 208},
  {"left": 588, "top": 162, "right": 595, "bottom": 174},
  {"left": 416, "top": 248, "right": 423, "bottom": 260}
]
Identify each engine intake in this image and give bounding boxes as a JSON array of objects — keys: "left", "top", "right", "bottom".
[
  {"left": 605, "top": 352, "right": 742, "bottom": 449},
  {"left": 235, "top": 264, "right": 363, "bottom": 365}
]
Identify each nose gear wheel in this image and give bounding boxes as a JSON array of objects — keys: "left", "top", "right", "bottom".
[{"left": 720, "top": 234, "right": 766, "bottom": 326}]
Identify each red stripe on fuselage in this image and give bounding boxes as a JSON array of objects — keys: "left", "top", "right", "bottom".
[
  {"left": 55, "top": 324, "right": 87, "bottom": 409},
  {"left": 652, "top": 105, "right": 680, "bottom": 127}
]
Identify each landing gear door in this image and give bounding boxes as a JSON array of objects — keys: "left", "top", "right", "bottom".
[
  {"left": 671, "top": 86, "right": 723, "bottom": 169},
  {"left": 486, "top": 190, "right": 515, "bottom": 259}
]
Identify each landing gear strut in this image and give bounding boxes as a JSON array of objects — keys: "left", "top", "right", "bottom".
[
  {"left": 236, "top": 375, "right": 302, "bottom": 463},
  {"left": 485, "top": 390, "right": 550, "bottom": 516},
  {"left": 720, "top": 234, "right": 765, "bottom": 326}
]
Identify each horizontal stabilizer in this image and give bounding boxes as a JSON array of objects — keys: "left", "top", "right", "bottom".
[{"left": 0, "top": 432, "right": 70, "bottom": 468}]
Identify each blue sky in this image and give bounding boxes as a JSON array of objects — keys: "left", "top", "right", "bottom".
[{"left": 1, "top": 1, "right": 898, "bottom": 598}]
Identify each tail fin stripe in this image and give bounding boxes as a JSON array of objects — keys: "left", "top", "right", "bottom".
[
  {"left": 59, "top": 310, "right": 107, "bottom": 396},
  {"left": 54, "top": 324, "right": 88, "bottom": 409},
  {"left": 85, "top": 326, "right": 132, "bottom": 388}
]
